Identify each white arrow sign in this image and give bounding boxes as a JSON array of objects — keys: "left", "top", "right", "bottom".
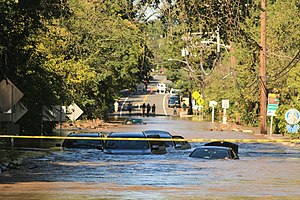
[
  {"left": 1, "top": 101, "right": 28, "bottom": 123},
  {"left": 42, "top": 105, "right": 67, "bottom": 122},
  {"left": 67, "top": 103, "right": 83, "bottom": 121}
]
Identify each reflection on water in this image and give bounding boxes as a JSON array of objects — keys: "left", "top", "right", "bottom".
[{"left": 1, "top": 116, "right": 300, "bottom": 199}]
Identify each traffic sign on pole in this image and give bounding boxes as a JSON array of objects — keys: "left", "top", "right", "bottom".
[
  {"left": 43, "top": 106, "right": 67, "bottom": 122},
  {"left": 0, "top": 102, "right": 28, "bottom": 123},
  {"left": 67, "top": 103, "right": 83, "bottom": 121},
  {"left": 0, "top": 79, "right": 24, "bottom": 112}
]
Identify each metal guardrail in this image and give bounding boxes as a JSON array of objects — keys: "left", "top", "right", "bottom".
[{"left": 0, "top": 135, "right": 299, "bottom": 143}]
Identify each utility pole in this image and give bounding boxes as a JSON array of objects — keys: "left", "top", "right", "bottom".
[{"left": 260, "top": 0, "right": 267, "bottom": 134}]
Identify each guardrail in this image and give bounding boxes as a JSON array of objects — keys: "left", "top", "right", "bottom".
[{"left": 0, "top": 135, "right": 299, "bottom": 143}]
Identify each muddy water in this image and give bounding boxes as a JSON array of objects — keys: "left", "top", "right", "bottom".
[{"left": 1, "top": 117, "right": 300, "bottom": 199}]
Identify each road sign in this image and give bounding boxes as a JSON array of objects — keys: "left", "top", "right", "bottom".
[
  {"left": 196, "top": 98, "right": 204, "bottom": 106},
  {"left": 267, "top": 110, "right": 277, "bottom": 116},
  {"left": 43, "top": 106, "right": 67, "bottom": 122},
  {"left": 0, "top": 79, "right": 24, "bottom": 112},
  {"left": 222, "top": 100, "right": 229, "bottom": 109},
  {"left": 67, "top": 103, "right": 83, "bottom": 121},
  {"left": 209, "top": 101, "right": 217, "bottom": 107},
  {"left": 285, "top": 109, "right": 300, "bottom": 125},
  {"left": 192, "top": 91, "right": 201, "bottom": 100},
  {"left": 268, "top": 93, "right": 279, "bottom": 104},
  {"left": 0, "top": 102, "right": 28, "bottom": 123},
  {"left": 267, "top": 104, "right": 278, "bottom": 111}
]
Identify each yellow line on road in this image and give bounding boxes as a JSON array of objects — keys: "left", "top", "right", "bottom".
[{"left": 0, "top": 135, "right": 299, "bottom": 143}]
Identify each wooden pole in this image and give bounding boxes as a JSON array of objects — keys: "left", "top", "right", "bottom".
[{"left": 260, "top": 0, "right": 267, "bottom": 134}]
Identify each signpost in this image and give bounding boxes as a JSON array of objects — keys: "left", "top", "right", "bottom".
[
  {"left": 42, "top": 106, "right": 67, "bottom": 122},
  {"left": 67, "top": 103, "right": 83, "bottom": 122},
  {"left": 192, "top": 91, "right": 201, "bottom": 100},
  {"left": 0, "top": 79, "right": 24, "bottom": 112},
  {"left": 209, "top": 101, "right": 217, "bottom": 123},
  {"left": 1, "top": 102, "right": 28, "bottom": 123},
  {"left": 0, "top": 79, "right": 25, "bottom": 134},
  {"left": 267, "top": 93, "right": 279, "bottom": 135},
  {"left": 285, "top": 108, "right": 300, "bottom": 133}
]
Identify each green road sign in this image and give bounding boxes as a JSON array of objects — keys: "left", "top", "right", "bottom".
[{"left": 268, "top": 104, "right": 278, "bottom": 110}]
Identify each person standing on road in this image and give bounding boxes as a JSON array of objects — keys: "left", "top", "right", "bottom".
[
  {"left": 142, "top": 103, "right": 146, "bottom": 116},
  {"left": 114, "top": 101, "right": 119, "bottom": 112},
  {"left": 152, "top": 104, "right": 156, "bottom": 116},
  {"left": 146, "top": 103, "right": 151, "bottom": 117},
  {"left": 127, "top": 102, "right": 132, "bottom": 114},
  {"left": 182, "top": 102, "right": 187, "bottom": 112},
  {"left": 173, "top": 104, "right": 177, "bottom": 116}
]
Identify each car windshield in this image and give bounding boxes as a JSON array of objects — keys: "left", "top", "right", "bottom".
[
  {"left": 105, "top": 140, "right": 149, "bottom": 149},
  {"left": 169, "top": 99, "right": 175, "bottom": 103},
  {"left": 62, "top": 139, "right": 101, "bottom": 148}
]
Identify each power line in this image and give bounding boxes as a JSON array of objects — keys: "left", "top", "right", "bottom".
[{"left": 270, "top": 50, "right": 300, "bottom": 81}]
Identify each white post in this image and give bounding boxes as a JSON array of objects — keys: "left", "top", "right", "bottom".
[
  {"left": 217, "top": 27, "right": 220, "bottom": 55},
  {"left": 270, "top": 116, "right": 273, "bottom": 135},
  {"left": 212, "top": 106, "right": 215, "bottom": 123},
  {"left": 223, "top": 108, "right": 227, "bottom": 124}
]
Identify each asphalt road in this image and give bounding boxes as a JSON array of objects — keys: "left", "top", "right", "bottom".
[{"left": 112, "top": 75, "right": 176, "bottom": 117}]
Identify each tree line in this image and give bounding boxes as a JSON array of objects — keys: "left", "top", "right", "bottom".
[{"left": 1, "top": 0, "right": 299, "bottom": 137}]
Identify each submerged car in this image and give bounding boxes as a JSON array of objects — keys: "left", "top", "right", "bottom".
[
  {"left": 103, "top": 132, "right": 167, "bottom": 155},
  {"left": 123, "top": 118, "right": 146, "bottom": 125},
  {"left": 143, "top": 130, "right": 191, "bottom": 150},
  {"left": 189, "top": 141, "right": 239, "bottom": 159},
  {"left": 59, "top": 132, "right": 106, "bottom": 149}
]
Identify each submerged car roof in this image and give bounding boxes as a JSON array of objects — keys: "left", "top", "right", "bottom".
[
  {"left": 66, "top": 132, "right": 103, "bottom": 137},
  {"left": 143, "top": 130, "right": 172, "bottom": 137},
  {"left": 204, "top": 141, "right": 239, "bottom": 155},
  {"left": 108, "top": 132, "right": 146, "bottom": 138}
]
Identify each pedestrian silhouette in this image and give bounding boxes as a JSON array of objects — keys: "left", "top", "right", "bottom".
[
  {"left": 182, "top": 102, "right": 187, "bottom": 111},
  {"left": 146, "top": 103, "right": 151, "bottom": 117},
  {"left": 142, "top": 103, "right": 146, "bottom": 116},
  {"left": 152, "top": 103, "right": 156, "bottom": 116},
  {"left": 127, "top": 102, "right": 132, "bottom": 114},
  {"left": 173, "top": 104, "right": 177, "bottom": 115}
]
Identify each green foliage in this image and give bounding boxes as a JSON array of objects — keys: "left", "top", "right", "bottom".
[
  {"left": 1, "top": 0, "right": 299, "bottom": 138},
  {"left": 1, "top": 0, "right": 151, "bottom": 134},
  {"left": 146, "top": 0, "right": 300, "bottom": 137}
]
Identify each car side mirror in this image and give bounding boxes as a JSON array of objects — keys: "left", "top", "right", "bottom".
[
  {"left": 56, "top": 143, "right": 62, "bottom": 147},
  {"left": 151, "top": 145, "right": 160, "bottom": 150},
  {"left": 96, "top": 146, "right": 103, "bottom": 151},
  {"left": 175, "top": 143, "right": 182, "bottom": 149}
]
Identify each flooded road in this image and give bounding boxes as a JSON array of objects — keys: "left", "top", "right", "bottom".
[{"left": 1, "top": 116, "right": 300, "bottom": 199}]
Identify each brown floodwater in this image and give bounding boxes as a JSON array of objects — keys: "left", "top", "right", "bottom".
[{"left": 1, "top": 117, "right": 299, "bottom": 199}]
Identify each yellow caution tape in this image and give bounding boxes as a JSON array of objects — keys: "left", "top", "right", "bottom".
[{"left": 0, "top": 135, "right": 299, "bottom": 143}]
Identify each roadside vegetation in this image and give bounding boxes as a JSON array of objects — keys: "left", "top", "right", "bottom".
[{"left": 1, "top": 0, "right": 299, "bottom": 138}]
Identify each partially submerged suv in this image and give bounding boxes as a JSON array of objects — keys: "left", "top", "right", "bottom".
[
  {"left": 189, "top": 141, "right": 239, "bottom": 159},
  {"left": 143, "top": 130, "right": 191, "bottom": 150},
  {"left": 60, "top": 132, "right": 105, "bottom": 149},
  {"left": 103, "top": 132, "right": 167, "bottom": 155}
]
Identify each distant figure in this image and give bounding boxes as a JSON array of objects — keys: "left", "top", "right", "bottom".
[
  {"left": 127, "top": 102, "right": 132, "bottom": 114},
  {"left": 152, "top": 104, "right": 156, "bottom": 116},
  {"left": 173, "top": 104, "right": 177, "bottom": 115},
  {"left": 146, "top": 103, "right": 151, "bottom": 117},
  {"left": 114, "top": 101, "right": 119, "bottom": 112},
  {"left": 182, "top": 102, "right": 187, "bottom": 111},
  {"left": 150, "top": 88, "right": 153, "bottom": 95},
  {"left": 142, "top": 103, "right": 146, "bottom": 116}
]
